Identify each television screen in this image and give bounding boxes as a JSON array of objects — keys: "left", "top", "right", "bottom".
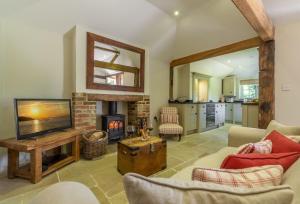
[{"left": 15, "top": 99, "right": 72, "bottom": 139}]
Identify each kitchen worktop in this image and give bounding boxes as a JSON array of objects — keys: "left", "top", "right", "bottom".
[
  {"left": 242, "top": 102, "right": 259, "bottom": 105},
  {"left": 168, "top": 101, "right": 225, "bottom": 104},
  {"left": 169, "top": 100, "right": 258, "bottom": 105}
]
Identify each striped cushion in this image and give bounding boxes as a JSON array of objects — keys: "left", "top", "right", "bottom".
[
  {"left": 192, "top": 165, "right": 283, "bottom": 188},
  {"left": 161, "top": 107, "right": 178, "bottom": 114},
  {"left": 159, "top": 124, "right": 183, "bottom": 134},
  {"left": 160, "top": 114, "right": 179, "bottom": 124},
  {"left": 237, "top": 140, "right": 272, "bottom": 154}
]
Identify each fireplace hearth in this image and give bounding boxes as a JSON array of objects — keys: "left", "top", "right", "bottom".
[{"left": 102, "top": 101, "right": 125, "bottom": 142}]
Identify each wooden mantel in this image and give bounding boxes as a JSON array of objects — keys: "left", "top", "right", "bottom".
[
  {"left": 87, "top": 94, "right": 145, "bottom": 102},
  {"left": 232, "top": 0, "right": 275, "bottom": 41}
]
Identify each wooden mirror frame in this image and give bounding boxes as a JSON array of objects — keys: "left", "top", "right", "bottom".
[{"left": 86, "top": 32, "right": 145, "bottom": 92}]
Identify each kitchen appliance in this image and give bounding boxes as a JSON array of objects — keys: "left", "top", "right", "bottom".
[{"left": 206, "top": 103, "right": 217, "bottom": 129}]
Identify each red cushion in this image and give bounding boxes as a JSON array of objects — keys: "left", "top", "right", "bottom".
[
  {"left": 221, "top": 152, "right": 300, "bottom": 171},
  {"left": 265, "top": 130, "right": 300, "bottom": 153}
]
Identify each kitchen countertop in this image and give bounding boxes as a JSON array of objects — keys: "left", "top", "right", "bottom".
[
  {"left": 168, "top": 101, "right": 225, "bottom": 104},
  {"left": 242, "top": 102, "right": 259, "bottom": 105},
  {"left": 169, "top": 100, "right": 259, "bottom": 105}
]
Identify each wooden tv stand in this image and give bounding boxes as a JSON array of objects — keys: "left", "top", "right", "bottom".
[{"left": 0, "top": 129, "right": 81, "bottom": 183}]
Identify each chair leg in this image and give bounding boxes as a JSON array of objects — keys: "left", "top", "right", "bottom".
[{"left": 178, "top": 134, "right": 181, "bottom": 142}]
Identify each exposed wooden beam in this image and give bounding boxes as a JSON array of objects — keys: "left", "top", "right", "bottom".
[
  {"left": 94, "top": 75, "right": 106, "bottom": 79},
  {"left": 170, "top": 37, "right": 262, "bottom": 68},
  {"left": 232, "top": 0, "right": 275, "bottom": 41},
  {"left": 94, "top": 46, "right": 120, "bottom": 54},
  {"left": 87, "top": 94, "right": 144, "bottom": 102},
  {"left": 94, "top": 61, "right": 139, "bottom": 74},
  {"left": 259, "top": 40, "right": 275, "bottom": 128}
]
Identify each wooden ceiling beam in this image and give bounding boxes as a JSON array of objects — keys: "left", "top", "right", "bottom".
[
  {"left": 232, "top": 0, "right": 275, "bottom": 41},
  {"left": 170, "top": 37, "right": 262, "bottom": 68}
]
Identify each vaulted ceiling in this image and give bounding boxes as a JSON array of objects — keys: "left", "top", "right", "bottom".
[
  {"left": 145, "top": 0, "right": 210, "bottom": 19},
  {"left": 262, "top": 0, "right": 300, "bottom": 24},
  {"left": 0, "top": 0, "right": 176, "bottom": 49},
  {"left": 1, "top": 0, "right": 299, "bottom": 60}
]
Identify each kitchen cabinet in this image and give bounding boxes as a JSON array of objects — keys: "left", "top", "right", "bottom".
[
  {"left": 215, "top": 103, "right": 225, "bottom": 126},
  {"left": 223, "top": 76, "right": 236, "bottom": 96},
  {"left": 170, "top": 104, "right": 198, "bottom": 135},
  {"left": 233, "top": 103, "right": 242, "bottom": 124},
  {"left": 242, "top": 104, "right": 258, "bottom": 128},
  {"left": 198, "top": 104, "right": 206, "bottom": 132},
  {"left": 187, "top": 104, "right": 197, "bottom": 131},
  {"left": 225, "top": 103, "right": 233, "bottom": 122}
]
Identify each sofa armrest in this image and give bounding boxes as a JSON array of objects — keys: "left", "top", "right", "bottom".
[{"left": 228, "top": 126, "right": 266, "bottom": 147}]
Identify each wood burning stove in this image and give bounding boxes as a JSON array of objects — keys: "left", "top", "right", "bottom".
[{"left": 102, "top": 101, "right": 125, "bottom": 142}]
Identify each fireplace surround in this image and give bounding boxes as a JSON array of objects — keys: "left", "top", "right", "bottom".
[{"left": 72, "top": 93, "right": 150, "bottom": 134}]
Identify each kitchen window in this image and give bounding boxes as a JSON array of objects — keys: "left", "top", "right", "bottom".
[{"left": 240, "top": 84, "right": 259, "bottom": 99}]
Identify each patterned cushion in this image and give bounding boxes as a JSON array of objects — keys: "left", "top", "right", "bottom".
[
  {"left": 160, "top": 114, "right": 179, "bottom": 124},
  {"left": 192, "top": 165, "right": 283, "bottom": 188},
  {"left": 237, "top": 140, "right": 272, "bottom": 154},
  {"left": 159, "top": 123, "right": 183, "bottom": 134},
  {"left": 161, "top": 107, "right": 178, "bottom": 114}
]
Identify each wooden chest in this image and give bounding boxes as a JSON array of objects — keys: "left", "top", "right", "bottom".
[{"left": 117, "top": 136, "right": 166, "bottom": 176}]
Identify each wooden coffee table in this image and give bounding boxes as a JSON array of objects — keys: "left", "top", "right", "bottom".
[{"left": 117, "top": 136, "right": 166, "bottom": 176}]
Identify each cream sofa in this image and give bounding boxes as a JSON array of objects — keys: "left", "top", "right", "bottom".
[{"left": 170, "top": 121, "right": 300, "bottom": 204}]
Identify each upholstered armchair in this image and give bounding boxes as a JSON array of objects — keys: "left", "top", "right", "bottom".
[{"left": 158, "top": 107, "right": 183, "bottom": 141}]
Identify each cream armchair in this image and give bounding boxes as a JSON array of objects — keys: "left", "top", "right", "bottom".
[{"left": 158, "top": 107, "right": 183, "bottom": 141}]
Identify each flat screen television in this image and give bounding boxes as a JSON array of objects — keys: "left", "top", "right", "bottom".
[{"left": 15, "top": 99, "right": 72, "bottom": 140}]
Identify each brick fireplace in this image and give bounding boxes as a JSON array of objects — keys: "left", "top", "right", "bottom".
[{"left": 72, "top": 93, "right": 150, "bottom": 137}]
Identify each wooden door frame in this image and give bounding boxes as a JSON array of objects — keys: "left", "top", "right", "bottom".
[{"left": 169, "top": 37, "right": 275, "bottom": 128}]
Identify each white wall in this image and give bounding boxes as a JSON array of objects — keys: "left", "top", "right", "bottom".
[
  {"left": 0, "top": 19, "right": 66, "bottom": 173},
  {"left": 174, "top": 0, "right": 256, "bottom": 58},
  {"left": 275, "top": 21, "right": 300, "bottom": 125},
  {"left": 0, "top": 20, "right": 65, "bottom": 138}
]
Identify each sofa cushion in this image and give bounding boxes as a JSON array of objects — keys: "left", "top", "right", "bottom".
[
  {"left": 192, "top": 165, "right": 283, "bottom": 188},
  {"left": 159, "top": 123, "right": 183, "bottom": 134},
  {"left": 266, "top": 120, "right": 300, "bottom": 136},
  {"left": 171, "top": 147, "right": 238, "bottom": 181},
  {"left": 282, "top": 158, "right": 300, "bottom": 204},
  {"left": 123, "top": 173, "right": 294, "bottom": 204},
  {"left": 237, "top": 140, "right": 272, "bottom": 154},
  {"left": 264, "top": 131, "right": 300, "bottom": 153},
  {"left": 220, "top": 152, "right": 300, "bottom": 171}
]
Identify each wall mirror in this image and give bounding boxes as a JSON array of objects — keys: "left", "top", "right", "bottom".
[{"left": 87, "top": 32, "right": 145, "bottom": 92}]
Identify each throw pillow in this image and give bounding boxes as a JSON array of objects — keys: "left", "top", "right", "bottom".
[
  {"left": 220, "top": 152, "right": 300, "bottom": 171},
  {"left": 264, "top": 130, "right": 300, "bottom": 153},
  {"left": 123, "top": 173, "right": 294, "bottom": 204},
  {"left": 192, "top": 165, "right": 283, "bottom": 188},
  {"left": 237, "top": 140, "right": 272, "bottom": 154}
]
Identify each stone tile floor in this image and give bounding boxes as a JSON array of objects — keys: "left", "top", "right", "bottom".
[{"left": 0, "top": 124, "right": 235, "bottom": 204}]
